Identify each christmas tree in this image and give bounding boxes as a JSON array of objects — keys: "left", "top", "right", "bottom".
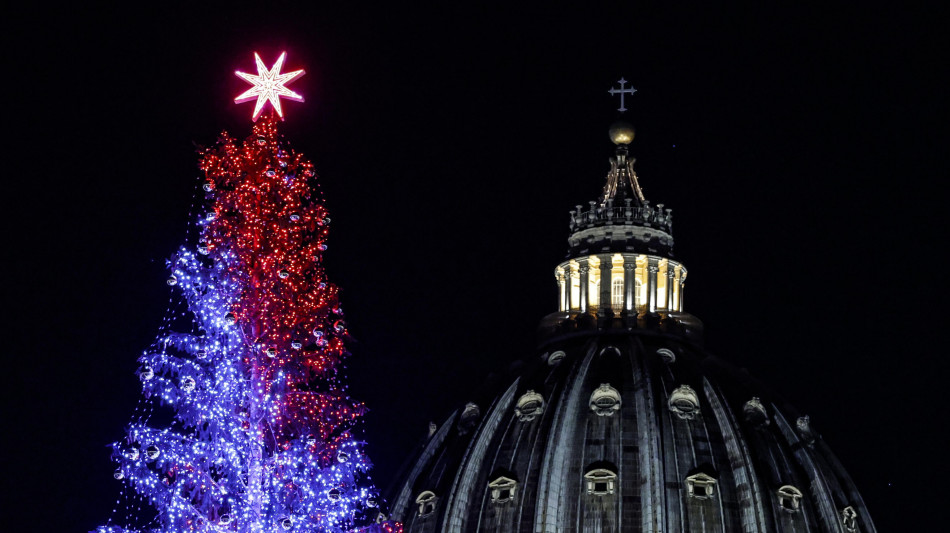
[{"left": 98, "top": 53, "right": 400, "bottom": 533}]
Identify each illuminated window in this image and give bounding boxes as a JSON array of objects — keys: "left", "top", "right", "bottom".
[
  {"left": 612, "top": 278, "right": 624, "bottom": 309},
  {"left": 611, "top": 254, "right": 625, "bottom": 311},
  {"left": 588, "top": 256, "right": 600, "bottom": 309},
  {"left": 634, "top": 278, "right": 644, "bottom": 311}
]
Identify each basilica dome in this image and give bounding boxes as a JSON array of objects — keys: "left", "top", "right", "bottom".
[{"left": 386, "top": 114, "right": 875, "bottom": 533}]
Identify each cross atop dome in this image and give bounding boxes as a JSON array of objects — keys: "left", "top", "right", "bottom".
[{"left": 607, "top": 78, "right": 637, "bottom": 113}]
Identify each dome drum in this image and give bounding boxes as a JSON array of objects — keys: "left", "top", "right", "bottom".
[
  {"left": 390, "top": 332, "right": 876, "bottom": 532},
  {"left": 555, "top": 253, "right": 686, "bottom": 317}
]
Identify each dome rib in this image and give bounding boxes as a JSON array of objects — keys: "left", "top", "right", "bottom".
[
  {"left": 442, "top": 380, "right": 520, "bottom": 532},
  {"left": 390, "top": 408, "right": 458, "bottom": 522},
  {"left": 702, "top": 378, "right": 771, "bottom": 531},
  {"left": 534, "top": 342, "right": 596, "bottom": 531}
]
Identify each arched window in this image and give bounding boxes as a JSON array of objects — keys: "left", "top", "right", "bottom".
[
  {"left": 589, "top": 384, "right": 622, "bottom": 416},
  {"left": 415, "top": 491, "right": 437, "bottom": 517},
  {"left": 634, "top": 278, "right": 644, "bottom": 310},
  {"left": 611, "top": 277, "right": 624, "bottom": 310},
  {"left": 515, "top": 390, "right": 544, "bottom": 422},
  {"left": 777, "top": 485, "right": 803, "bottom": 512},
  {"left": 669, "top": 385, "right": 700, "bottom": 420}
]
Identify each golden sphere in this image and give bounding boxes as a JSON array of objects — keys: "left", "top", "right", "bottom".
[{"left": 609, "top": 120, "right": 635, "bottom": 145}]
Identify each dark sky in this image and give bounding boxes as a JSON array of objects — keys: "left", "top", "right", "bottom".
[{"left": 4, "top": 4, "right": 944, "bottom": 531}]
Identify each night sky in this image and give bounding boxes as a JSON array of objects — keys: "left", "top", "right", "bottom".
[{"left": 5, "top": 4, "right": 944, "bottom": 531}]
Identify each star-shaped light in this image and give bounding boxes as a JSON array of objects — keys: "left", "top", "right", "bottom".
[{"left": 235, "top": 52, "right": 305, "bottom": 121}]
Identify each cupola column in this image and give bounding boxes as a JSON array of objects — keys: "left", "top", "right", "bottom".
[
  {"left": 578, "top": 259, "right": 590, "bottom": 313},
  {"left": 678, "top": 270, "right": 687, "bottom": 311},
  {"left": 599, "top": 255, "right": 612, "bottom": 315},
  {"left": 623, "top": 258, "right": 637, "bottom": 316},
  {"left": 556, "top": 270, "right": 567, "bottom": 312},
  {"left": 566, "top": 265, "right": 576, "bottom": 311},
  {"left": 647, "top": 258, "right": 659, "bottom": 314}
]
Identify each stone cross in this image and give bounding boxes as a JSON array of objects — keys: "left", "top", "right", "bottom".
[{"left": 608, "top": 78, "right": 637, "bottom": 113}]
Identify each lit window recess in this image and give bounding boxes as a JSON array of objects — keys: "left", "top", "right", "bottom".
[{"left": 611, "top": 278, "right": 624, "bottom": 310}]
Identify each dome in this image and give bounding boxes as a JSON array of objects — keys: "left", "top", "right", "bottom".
[
  {"left": 389, "top": 334, "right": 874, "bottom": 532},
  {"left": 387, "top": 109, "right": 875, "bottom": 532}
]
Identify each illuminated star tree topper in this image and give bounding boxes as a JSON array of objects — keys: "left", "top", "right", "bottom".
[{"left": 235, "top": 52, "right": 305, "bottom": 120}]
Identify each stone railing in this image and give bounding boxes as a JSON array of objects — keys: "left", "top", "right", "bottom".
[{"left": 570, "top": 199, "right": 673, "bottom": 233}]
